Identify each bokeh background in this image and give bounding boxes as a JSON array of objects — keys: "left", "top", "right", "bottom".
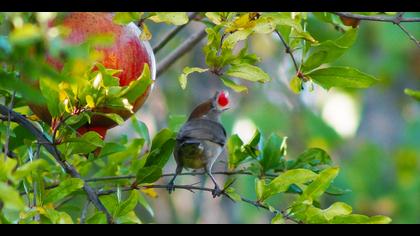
[{"left": 106, "top": 13, "right": 420, "bottom": 223}]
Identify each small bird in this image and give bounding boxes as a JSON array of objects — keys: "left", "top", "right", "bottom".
[{"left": 167, "top": 90, "right": 230, "bottom": 198}]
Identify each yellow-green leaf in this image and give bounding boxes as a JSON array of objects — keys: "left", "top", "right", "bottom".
[
  {"left": 226, "top": 63, "right": 271, "bottom": 83},
  {"left": 178, "top": 67, "right": 208, "bottom": 89},
  {"left": 290, "top": 76, "right": 302, "bottom": 94},
  {"left": 0, "top": 182, "right": 26, "bottom": 211},
  {"left": 220, "top": 76, "right": 248, "bottom": 93},
  {"left": 149, "top": 12, "right": 188, "bottom": 25}
]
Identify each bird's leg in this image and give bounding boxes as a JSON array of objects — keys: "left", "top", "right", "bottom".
[
  {"left": 205, "top": 166, "right": 221, "bottom": 198},
  {"left": 167, "top": 164, "right": 182, "bottom": 194}
]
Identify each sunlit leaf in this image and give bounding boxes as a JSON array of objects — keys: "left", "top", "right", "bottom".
[
  {"left": 404, "top": 88, "right": 420, "bottom": 101},
  {"left": 148, "top": 12, "right": 188, "bottom": 25},
  {"left": 226, "top": 63, "right": 271, "bottom": 83},
  {"left": 178, "top": 67, "right": 208, "bottom": 89},
  {"left": 0, "top": 182, "right": 26, "bottom": 211},
  {"left": 261, "top": 169, "right": 318, "bottom": 201},
  {"left": 307, "top": 66, "right": 378, "bottom": 90},
  {"left": 44, "top": 178, "right": 84, "bottom": 204},
  {"left": 113, "top": 12, "right": 142, "bottom": 25}
]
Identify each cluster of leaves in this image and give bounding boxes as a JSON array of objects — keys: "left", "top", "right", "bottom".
[
  {"left": 226, "top": 130, "right": 391, "bottom": 224},
  {"left": 176, "top": 12, "right": 379, "bottom": 94}
]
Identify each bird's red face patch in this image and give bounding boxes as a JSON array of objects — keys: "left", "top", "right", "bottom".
[{"left": 217, "top": 91, "right": 229, "bottom": 107}]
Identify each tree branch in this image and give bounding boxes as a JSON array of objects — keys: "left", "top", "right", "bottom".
[
  {"left": 156, "top": 27, "right": 207, "bottom": 77},
  {"left": 97, "top": 183, "right": 301, "bottom": 224},
  {"left": 152, "top": 12, "right": 200, "bottom": 54},
  {"left": 0, "top": 105, "right": 114, "bottom": 224},
  {"left": 83, "top": 170, "right": 277, "bottom": 183},
  {"left": 275, "top": 30, "right": 300, "bottom": 73},
  {"left": 332, "top": 12, "right": 420, "bottom": 48},
  {"left": 332, "top": 12, "right": 420, "bottom": 23}
]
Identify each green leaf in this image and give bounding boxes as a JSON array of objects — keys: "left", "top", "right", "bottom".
[
  {"left": 254, "top": 17, "right": 276, "bottom": 34},
  {"left": 98, "top": 142, "right": 127, "bottom": 158},
  {"left": 261, "top": 169, "right": 318, "bottom": 201},
  {"left": 145, "top": 139, "right": 175, "bottom": 168},
  {"left": 13, "top": 159, "right": 48, "bottom": 180},
  {"left": 404, "top": 88, "right": 420, "bottom": 101},
  {"left": 224, "top": 187, "right": 241, "bottom": 202},
  {"left": 178, "top": 67, "right": 208, "bottom": 89},
  {"left": 0, "top": 157, "right": 17, "bottom": 182},
  {"left": 312, "top": 12, "right": 335, "bottom": 24},
  {"left": 205, "top": 12, "right": 223, "bottom": 25},
  {"left": 289, "top": 148, "right": 332, "bottom": 172},
  {"left": 94, "top": 112, "right": 125, "bottom": 125},
  {"left": 220, "top": 76, "right": 248, "bottom": 93},
  {"left": 325, "top": 184, "right": 352, "bottom": 196},
  {"left": 39, "top": 78, "right": 61, "bottom": 117},
  {"left": 43, "top": 209, "right": 74, "bottom": 224},
  {"left": 222, "top": 29, "right": 254, "bottom": 49},
  {"left": 150, "top": 128, "right": 175, "bottom": 151},
  {"left": 226, "top": 63, "right": 271, "bottom": 83},
  {"left": 289, "top": 76, "right": 303, "bottom": 94},
  {"left": 0, "top": 182, "right": 26, "bottom": 211},
  {"left": 117, "top": 64, "right": 152, "bottom": 104},
  {"left": 271, "top": 214, "right": 286, "bottom": 224},
  {"left": 331, "top": 214, "right": 392, "bottom": 224},
  {"left": 260, "top": 133, "right": 284, "bottom": 172},
  {"left": 297, "top": 167, "right": 339, "bottom": 204},
  {"left": 117, "top": 211, "right": 142, "bottom": 224},
  {"left": 44, "top": 178, "right": 84, "bottom": 204},
  {"left": 307, "top": 66, "right": 378, "bottom": 90},
  {"left": 136, "top": 166, "right": 162, "bottom": 184},
  {"left": 227, "top": 134, "right": 248, "bottom": 170},
  {"left": 66, "top": 131, "right": 104, "bottom": 155},
  {"left": 302, "top": 28, "right": 358, "bottom": 72},
  {"left": 255, "top": 179, "right": 265, "bottom": 201},
  {"left": 131, "top": 117, "right": 150, "bottom": 143},
  {"left": 113, "top": 12, "right": 142, "bottom": 25},
  {"left": 86, "top": 212, "right": 107, "bottom": 224},
  {"left": 323, "top": 202, "right": 353, "bottom": 220},
  {"left": 116, "top": 190, "right": 139, "bottom": 217},
  {"left": 0, "top": 71, "right": 45, "bottom": 105},
  {"left": 148, "top": 12, "right": 188, "bottom": 25}
]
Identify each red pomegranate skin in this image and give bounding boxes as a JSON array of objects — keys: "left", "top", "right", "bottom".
[{"left": 29, "top": 12, "right": 153, "bottom": 138}]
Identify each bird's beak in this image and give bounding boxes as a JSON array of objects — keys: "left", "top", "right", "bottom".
[{"left": 222, "top": 107, "right": 231, "bottom": 112}]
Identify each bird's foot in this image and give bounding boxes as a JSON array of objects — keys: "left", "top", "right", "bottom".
[
  {"left": 211, "top": 185, "right": 222, "bottom": 198},
  {"left": 167, "top": 181, "right": 176, "bottom": 194}
]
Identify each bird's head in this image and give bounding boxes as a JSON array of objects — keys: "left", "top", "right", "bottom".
[{"left": 188, "top": 90, "right": 230, "bottom": 121}]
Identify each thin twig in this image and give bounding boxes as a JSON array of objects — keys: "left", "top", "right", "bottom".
[
  {"left": 275, "top": 30, "right": 300, "bottom": 73},
  {"left": 156, "top": 27, "right": 207, "bottom": 77},
  {"left": 153, "top": 12, "right": 200, "bottom": 54},
  {"left": 332, "top": 12, "right": 420, "bottom": 48},
  {"left": 395, "top": 23, "right": 420, "bottom": 48},
  {"left": 0, "top": 105, "right": 113, "bottom": 224}
]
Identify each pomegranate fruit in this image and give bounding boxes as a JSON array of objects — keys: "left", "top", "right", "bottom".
[{"left": 29, "top": 12, "right": 156, "bottom": 138}]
